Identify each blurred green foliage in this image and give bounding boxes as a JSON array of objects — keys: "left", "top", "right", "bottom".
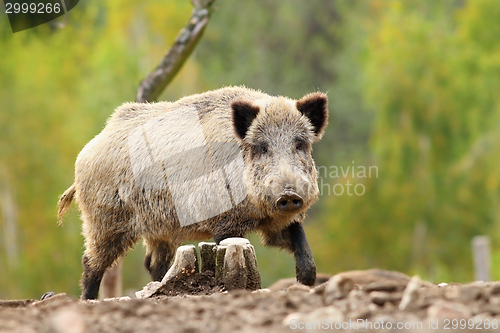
[
  {"left": 1, "top": 0, "right": 500, "bottom": 299},
  {"left": 311, "top": 0, "right": 500, "bottom": 282}
]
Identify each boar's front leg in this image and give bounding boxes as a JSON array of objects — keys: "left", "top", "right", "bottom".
[{"left": 262, "top": 222, "right": 316, "bottom": 286}]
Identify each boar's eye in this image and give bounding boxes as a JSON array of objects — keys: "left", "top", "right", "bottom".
[
  {"left": 250, "top": 142, "right": 269, "bottom": 158},
  {"left": 251, "top": 142, "right": 269, "bottom": 158},
  {"left": 295, "top": 139, "right": 307, "bottom": 151}
]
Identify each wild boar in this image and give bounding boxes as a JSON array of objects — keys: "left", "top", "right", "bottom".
[{"left": 58, "top": 86, "right": 328, "bottom": 300}]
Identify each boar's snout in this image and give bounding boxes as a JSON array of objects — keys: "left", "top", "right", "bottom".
[{"left": 276, "top": 192, "right": 304, "bottom": 212}]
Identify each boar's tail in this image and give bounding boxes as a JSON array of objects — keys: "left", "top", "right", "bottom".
[{"left": 57, "top": 183, "right": 76, "bottom": 224}]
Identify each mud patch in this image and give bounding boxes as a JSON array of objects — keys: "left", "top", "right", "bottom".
[{"left": 152, "top": 270, "right": 224, "bottom": 297}]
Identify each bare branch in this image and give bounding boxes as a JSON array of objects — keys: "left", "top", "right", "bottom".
[{"left": 136, "top": 0, "right": 217, "bottom": 103}]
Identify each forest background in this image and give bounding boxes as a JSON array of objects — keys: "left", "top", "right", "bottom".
[{"left": 1, "top": 0, "right": 500, "bottom": 299}]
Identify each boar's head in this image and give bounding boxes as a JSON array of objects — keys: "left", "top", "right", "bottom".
[{"left": 232, "top": 92, "right": 328, "bottom": 220}]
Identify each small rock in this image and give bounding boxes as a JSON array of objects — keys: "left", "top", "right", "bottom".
[
  {"left": 324, "top": 275, "right": 355, "bottom": 303},
  {"left": 50, "top": 306, "right": 86, "bottom": 333},
  {"left": 444, "top": 284, "right": 462, "bottom": 300},
  {"left": 334, "top": 269, "right": 411, "bottom": 286},
  {"left": 368, "top": 303, "right": 380, "bottom": 312},
  {"left": 136, "top": 304, "right": 155, "bottom": 317},
  {"left": 428, "top": 300, "right": 472, "bottom": 320},
  {"left": 423, "top": 285, "right": 443, "bottom": 298},
  {"left": 460, "top": 286, "right": 483, "bottom": 302},
  {"left": 0, "top": 300, "right": 35, "bottom": 308},
  {"left": 287, "top": 283, "right": 311, "bottom": 292},
  {"left": 282, "top": 306, "right": 344, "bottom": 327},
  {"left": 418, "top": 286, "right": 444, "bottom": 308},
  {"left": 476, "top": 303, "right": 500, "bottom": 316},
  {"left": 363, "top": 280, "right": 406, "bottom": 293},
  {"left": 312, "top": 282, "right": 327, "bottom": 294},
  {"left": 282, "top": 312, "right": 302, "bottom": 326},
  {"left": 135, "top": 281, "right": 162, "bottom": 299},
  {"left": 348, "top": 288, "right": 365, "bottom": 299},
  {"left": 31, "top": 293, "right": 71, "bottom": 307},
  {"left": 40, "top": 291, "right": 55, "bottom": 300},
  {"left": 473, "top": 312, "right": 493, "bottom": 321},
  {"left": 269, "top": 274, "right": 331, "bottom": 292},
  {"left": 369, "top": 291, "right": 402, "bottom": 306},
  {"left": 490, "top": 283, "right": 500, "bottom": 295},
  {"left": 383, "top": 301, "right": 396, "bottom": 311},
  {"left": 349, "top": 308, "right": 372, "bottom": 320},
  {"left": 252, "top": 288, "right": 270, "bottom": 294},
  {"left": 102, "top": 296, "right": 131, "bottom": 302},
  {"left": 370, "top": 314, "right": 396, "bottom": 328},
  {"left": 399, "top": 275, "right": 421, "bottom": 311},
  {"left": 302, "top": 305, "right": 344, "bottom": 323}
]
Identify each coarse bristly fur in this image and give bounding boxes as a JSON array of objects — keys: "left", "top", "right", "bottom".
[{"left": 58, "top": 86, "right": 329, "bottom": 300}]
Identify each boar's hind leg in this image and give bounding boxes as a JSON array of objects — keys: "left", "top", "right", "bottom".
[
  {"left": 144, "top": 240, "right": 176, "bottom": 281},
  {"left": 81, "top": 254, "right": 105, "bottom": 300},
  {"left": 81, "top": 233, "right": 136, "bottom": 300},
  {"left": 262, "top": 222, "right": 316, "bottom": 286}
]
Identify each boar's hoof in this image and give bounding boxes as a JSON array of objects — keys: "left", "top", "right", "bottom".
[
  {"left": 297, "top": 264, "right": 317, "bottom": 287},
  {"left": 276, "top": 193, "right": 303, "bottom": 212}
]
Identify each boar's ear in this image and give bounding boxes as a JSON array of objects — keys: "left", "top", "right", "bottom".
[
  {"left": 232, "top": 100, "right": 260, "bottom": 140},
  {"left": 296, "top": 92, "right": 329, "bottom": 140}
]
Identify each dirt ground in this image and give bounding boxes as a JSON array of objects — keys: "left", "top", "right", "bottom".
[{"left": 2, "top": 269, "right": 500, "bottom": 333}]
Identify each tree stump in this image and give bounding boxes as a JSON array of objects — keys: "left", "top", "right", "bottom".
[{"left": 136, "top": 238, "right": 261, "bottom": 298}]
